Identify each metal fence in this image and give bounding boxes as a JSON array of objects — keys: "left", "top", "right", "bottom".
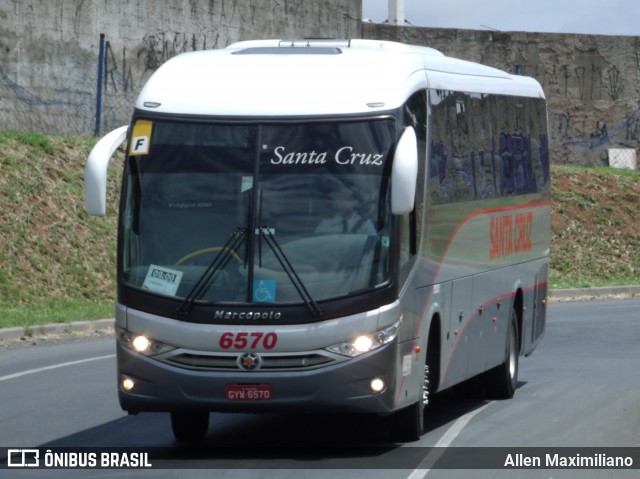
[{"left": 1, "top": 35, "right": 143, "bottom": 137}]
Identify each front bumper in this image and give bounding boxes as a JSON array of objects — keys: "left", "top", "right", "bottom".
[{"left": 117, "top": 339, "right": 399, "bottom": 414}]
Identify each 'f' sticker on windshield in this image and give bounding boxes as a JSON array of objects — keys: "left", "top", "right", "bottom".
[{"left": 129, "top": 120, "right": 153, "bottom": 156}]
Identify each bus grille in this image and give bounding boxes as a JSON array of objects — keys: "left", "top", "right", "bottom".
[{"left": 164, "top": 352, "right": 335, "bottom": 371}]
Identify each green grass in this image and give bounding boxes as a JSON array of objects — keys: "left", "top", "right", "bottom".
[
  {"left": 549, "top": 276, "right": 639, "bottom": 290},
  {"left": 549, "top": 164, "right": 640, "bottom": 289},
  {"left": 0, "top": 130, "right": 122, "bottom": 329},
  {"left": 0, "top": 299, "right": 114, "bottom": 330}
]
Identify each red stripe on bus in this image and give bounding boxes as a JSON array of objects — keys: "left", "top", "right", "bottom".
[
  {"left": 398, "top": 200, "right": 550, "bottom": 405},
  {"left": 440, "top": 281, "right": 547, "bottom": 385},
  {"left": 414, "top": 200, "right": 551, "bottom": 336}
]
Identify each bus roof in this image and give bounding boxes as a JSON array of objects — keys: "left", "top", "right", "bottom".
[{"left": 135, "top": 39, "right": 545, "bottom": 117}]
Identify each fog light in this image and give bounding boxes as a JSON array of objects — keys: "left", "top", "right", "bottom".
[
  {"left": 122, "top": 376, "right": 135, "bottom": 391},
  {"left": 370, "top": 378, "right": 385, "bottom": 393},
  {"left": 132, "top": 335, "right": 150, "bottom": 353}
]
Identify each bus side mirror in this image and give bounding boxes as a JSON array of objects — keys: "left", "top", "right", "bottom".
[
  {"left": 84, "top": 126, "right": 128, "bottom": 216},
  {"left": 391, "top": 126, "right": 418, "bottom": 215}
]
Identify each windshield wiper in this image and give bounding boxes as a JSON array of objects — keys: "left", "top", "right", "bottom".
[
  {"left": 257, "top": 226, "right": 323, "bottom": 317},
  {"left": 177, "top": 227, "right": 247, "bottom": 317}
]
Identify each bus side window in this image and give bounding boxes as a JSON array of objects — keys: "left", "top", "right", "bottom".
[
  {"left": 474, "top": 150, "right": 496, "bottom": 199},
  {"left": 452, "top": 154, "right": 475, "bottom": 201},
  {"left": 473, "top": 95, "right": 496, "bottom": 199},
  {"left": 428, "top": 90, "right": 453, "bottom": 204},
  {"left": 451, "top": 93, "right": 476, "bottom": 202},
  {"left": 528, "top": 98, "right": 551, "bottom": 192},
  {"left": 428, "top": 90, "right": 549, "bottom": 202},
  {"left": 514, "top": 133, "right": 534, "bottom": 194},
  {"left": 499, "top": 132, "right": 515, "bottom": 196},
  {"left": 399, "top": 91, "right": 427, "bottom": 280}
]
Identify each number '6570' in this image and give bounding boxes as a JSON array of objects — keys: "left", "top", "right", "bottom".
[{"left": 219, "top": 332, "right": 278, "bottom": 350}]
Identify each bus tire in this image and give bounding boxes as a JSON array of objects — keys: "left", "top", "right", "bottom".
[
  {"left": 171, "top": 411, "right": 210, "bottom": 442},
  {"left": 484, "top": 307, "right": 519, "bottom": 399},
  {"left": 393, "top": 362, "right": 429, "bottom": 442}
]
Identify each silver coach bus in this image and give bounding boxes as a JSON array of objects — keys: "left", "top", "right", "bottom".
[{"left": 85, "top": 39, "right": 551, "bottom": 442}]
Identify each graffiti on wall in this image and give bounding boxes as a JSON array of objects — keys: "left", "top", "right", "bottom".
[
  {"left": 103, "top": 32, "right": 218, "bottom": 93},
  {"left": 0, "top": 66, "right": 64, "bottom": 107},
  {"left": 486, "top": 42, "right": 640, "bottom": 162},
  {"left": 524, "top": 62, "right": 626, "bottom": 102},
  {"left": 551, "top": 107, "right": 640, "bottom": 151},
  {"left": 104, "top": 42, "right": 134, "bottom": 93},
  {"left": 138, "top": 32, "right": 220, "bottom": 72}
]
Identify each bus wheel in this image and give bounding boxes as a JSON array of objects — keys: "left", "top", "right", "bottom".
[
  {"left": 484, "top": 308, "right": 519, "bottom": 399},
  {"left": 393, "top": 363, "right": 429, "bottom": 442},
  {"left": 170, "top": 412, "right": 210, "bottom": 442}
]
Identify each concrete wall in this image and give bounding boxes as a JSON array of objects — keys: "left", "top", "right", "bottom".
[
  {"left": 363, "top": 23, "right": 640, "bottom": 166},
  {"left": 2, "top": 0, "right": 640, "bottom": 166},
  {"left": 0, "top": 0, "right": 361, "bottom": 135}
]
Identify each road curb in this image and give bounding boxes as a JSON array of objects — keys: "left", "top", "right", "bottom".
[
  {"left": 0, "top": 318, "right": 115, "bottom": 344},
  {"left": 0, "top": 286, "right": 638, "bottom": 342},
  {"left": 548, "top": 285, "right": 640, "bottom": 301}
]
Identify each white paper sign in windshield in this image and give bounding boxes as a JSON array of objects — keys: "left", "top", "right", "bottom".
[{"left": 142, "top": 264, "right": 184, "bottom": 296}]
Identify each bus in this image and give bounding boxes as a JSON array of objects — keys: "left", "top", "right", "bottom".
[{"left": 85, "top": 39, "right": 550, "bottom": 442}]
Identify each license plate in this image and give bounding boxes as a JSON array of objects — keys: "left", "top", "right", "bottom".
[{"left": 225, "top": 384, "right": 272, "bottom": 401}]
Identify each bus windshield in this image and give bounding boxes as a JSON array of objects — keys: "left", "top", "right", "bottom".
[{"left": 120, "top": 118, "right": 396, "bottom": 307}]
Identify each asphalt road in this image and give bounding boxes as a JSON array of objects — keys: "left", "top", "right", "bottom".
[{"left": 1, "top": 299, "right": 639, "bottom": 478}]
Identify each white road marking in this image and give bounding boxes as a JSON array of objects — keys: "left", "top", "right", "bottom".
[
  {"left": 406, "top": 401, "right": 494, "bottom": 479},
  {"left": 0, "top": 354, "right": 116, "bottom": 382}
]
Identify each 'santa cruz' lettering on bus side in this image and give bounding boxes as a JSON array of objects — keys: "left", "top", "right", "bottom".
[
  {"left": 489, "top": 212, "right": 533, "bottom": 260},
  {"left": 270, "top": 146, "right": 384, "bottom": 167}
]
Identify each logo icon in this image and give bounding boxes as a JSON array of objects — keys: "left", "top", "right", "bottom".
[
  {"left": 8, "top": 449, "right": 40, "bottom": 468},
  {"left": 237, "top": 352, "right": 262, "bottom": 371},
  {"left": 253, "top": 280, "right": 276, "bottom": 303}
]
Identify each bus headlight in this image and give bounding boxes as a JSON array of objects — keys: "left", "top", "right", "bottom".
[
  {"left": 326, "top": 319, "right": 401, "bottom": 357},
  {"left": 117, "top": 327, "right": 175, "bottom": 356},
  {"left": 132, "top": 335, "right": 150, "bottom": 352}
]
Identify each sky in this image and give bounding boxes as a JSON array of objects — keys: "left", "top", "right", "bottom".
[{"left": 362, "top": 0, "right": 640, "bottom": 36}]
